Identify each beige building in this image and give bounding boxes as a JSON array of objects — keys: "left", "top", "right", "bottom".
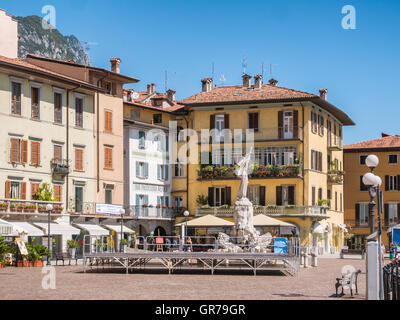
[{"left": 0, "top": 9, "right": 18, "bottom": 59}]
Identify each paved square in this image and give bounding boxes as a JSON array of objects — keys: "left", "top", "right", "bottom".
[{"left": 0, "top": 258, "right": 366, "bottom": 300}]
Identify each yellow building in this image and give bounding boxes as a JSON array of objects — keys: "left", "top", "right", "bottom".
[
  {"left": 175, "top": 75, "right": 354, "bottom": 252},
  {"left": 344, "top": 133, "right": 400, "bottom": 249}
]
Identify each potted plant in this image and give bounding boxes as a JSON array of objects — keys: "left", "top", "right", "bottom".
[
  {"left": 53, "top": 205, "right": 63, "bottom": 213},
  {"left": 0, "top": 236, "right": 10, "bottom": 268},
  {"left": 120, "top": 239, "right": 129, "bottom": 253},
  {"left": 0, "top": 203, "right": 8, "bottom": 211},
  {"left": 67, "top": 239, "right": 78, "bottom": 257},
  {"left": 24, "top": 204, "right": 36, "bottom": 212},
  {"left": 196, "top": 195, "right": 209, "bottom": 207},
  {"left": 38, "top": 205, "right": 47, "bottom": 213}
]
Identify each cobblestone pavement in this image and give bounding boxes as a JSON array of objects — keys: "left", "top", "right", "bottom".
[{"left": 0, "top": 258, "right": 367, "bottom": 300}]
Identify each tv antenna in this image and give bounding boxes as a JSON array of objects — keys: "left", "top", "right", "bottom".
[
  {"left": 82, "top": 41, "right": 99, "bottom": 52},
  {"left": 164, "top": 71, "right": 168, "bottom": 92},
  {"left": 242, "top": 54, "right": 247, "bottom": 75}
]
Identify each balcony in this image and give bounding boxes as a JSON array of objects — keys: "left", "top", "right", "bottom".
[
  {"left": 127, "top": 206, "right": 177, "bottom": 220},
  {"left": 197, "top": 164, "right": 302, "bottom": 180},
  {"left": 196, "top": 205, "right": 328, "bottom": 218},
  {"left": 197, "top": 127, "right": 303, "bottom": 144},
  {"left": 345, "top": 218, "right": 399, "bottom": 229},
  {"left": 0, "top": 199, "right": 64, "bottom": 216},
  {"left": 328, "top": 170, "right": 345, "bottom": 184},
  {"left": 328, "top": 139, "right": 343, "bottom": 151},
  {"left": 51, "top": 159, "right": 70, "bottom": 175}
]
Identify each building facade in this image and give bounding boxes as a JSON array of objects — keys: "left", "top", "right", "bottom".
[
  {"left": 344, "top": 133, "right": 400, "bottom": 249},
  {"left": 176, "top": 75, "right": 354, "bottom": 252}
]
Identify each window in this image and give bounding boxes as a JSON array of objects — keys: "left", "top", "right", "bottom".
[
  {"left": 360, "top": 176, "right": 368, "bottom": 191},
  {"left": 318, "top": 114, "right": 324, "bottom": 136},
  {"left": 276, "top": 185, "right": 295, "bottom": 206},
  {"left": 248, "top": 112, "right": 259, "bottom": 132},
  {"left": 105, "top": 111, "right": 112, "bottom": 133},
  {"left": 10, "top": 137, "right": 27, "bottom": 164},
  {"left": 31, "top": 182, "right": 40, "bottom": 200},
  {"left": 105, "top": 188, "right": 112, "bottom": 204},
  {"left": 75, "top": 97, "right": 84, "bottom": 127},
  {"left": 54, "top": 92, "right": 62, "bottom": 124},
  {"left": 386, "top": 175, "right": 399, "bottom": 191},
  {"left": 30, "top": 141, "right": 41, "bottom": 166},
  {"left": 138, "top": 131, "right": 146, "bottom": 149},
  {"left": 177, "top": 126, "right": 185, "bottom": 142},
  {"left": 136, "top": 162, "right": 148, "bottom": 178},
  {"left": 31, "top": 86, "right": 40, "bottom": 119},
  {"left": 318, "top": 188, "right": 323, "bottom": 201},
  {"left": 387, "top": 204, "right": 398, "bottom": 225},
  {"left": 389, "top": 154, "right": 398, "bottom": 164},
  {"left": 54, "top": 185, "right": 62, "bottom": 202},
  {"left": 335, "top": 192, "right": 338, "bottom": 211},
  {"left": 157, "top": 164, "right": 169, "bottom": 181},
  {"left": 104, "top": 147, "right": 113, "bottom": 169},
  {"left": 360, "top": 155, "right": 367, "bottom": 165},
  {"left": 174, "top": 161, "right": 185, "bottom": 177},
  {"left": 357, "top": 203, "right": 369, "bottom": 226},
  {"left": 174, "top": 197, "right": 183, "bottom": 208},
  {"left": 311, "top": 111, "right": 317, "bottom": 133},
  {"left": 75, "top": 148, "right": 84, "bottom": 171},
  {"left": 11, "top": 81, "right": 22, "bottom": 115},
  {"left": 130, "top": 109, "right": 140, "bottom": 120},
  {"left": 153, "top": 114, "right": 162, "bottom": 124},
  {"left": 312, "top": 187, "right": 316, "bottom": 206},
  {"left": 53, "top": 145, "right": 62, "bottom": 164},
  {"left": 5, "top": 180, "right": 26, "bottom": 200},
  {"left": 327, "top": 120, "right": 332, "bottom": 146},
  {"left": 340, "top": 193, "right": 343, "bottom": 212},
  {"left": 311, "top": 150, "right": 323, "bottom": 171},
  {"left": 214, "top": 187, "right": 226, "bottom": 207}
]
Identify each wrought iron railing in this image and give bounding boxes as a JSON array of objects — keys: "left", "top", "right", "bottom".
[
  {"left": 51, "top": 159, "right": 70, "bottom": 175},
  {"left": 127, "top": 206, "right": 177, "bottom": 219},
  {"left": 383, "top": 261, "right": 400, "bottom": 300}
]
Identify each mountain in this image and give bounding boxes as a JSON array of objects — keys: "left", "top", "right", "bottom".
[{"left": 15, "top": 15, "right": 90, "bottom": 65}]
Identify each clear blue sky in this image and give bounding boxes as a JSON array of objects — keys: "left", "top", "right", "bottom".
[{"left": 2, "top": 0, "right": 400, "bottom": 144}]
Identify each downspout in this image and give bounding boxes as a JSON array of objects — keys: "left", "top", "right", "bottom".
[
  {"left": 183, "top": 115, "right": 190, "bottom": 210},
  {"left": 300, "top": 102, "right": 305, "bottom": 207},
  {"left": 66, "top": 85, "right": 81, "bottom": 211}
]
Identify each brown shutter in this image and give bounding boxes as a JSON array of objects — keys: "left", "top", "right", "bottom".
[
  {"left": 276, "top": 186, "right": 282, "bottom": 206},
  {"left": 224, "top": 114, "right": 229, "bottom": 129},
  {"left": 54, "top": 185, "right": 62, "bottom": 202},
  {"left": 31, "top": 141, "right": 40, "bottom": 166},
  {"left": 278, "top": 111, "right": 283, "bottom": 139},
  {"left": 54, "top": 145, "right": 62, "bottom": 163},
  {"left": 226, "top": 187, "right": 231, "bottom": 206},
  {"left": 254, "top": 113, "right": 259, "bottom": 132},
  {"left": 397, "top": 175, "right": 400, "bottom": 191},
  {"left": 105, "top": 148, "right": 113, "bottom": 169},
  {"left": 21, "top": 140, "right": 28, "bottom": 164},
  {"left": 384, "top": 204, "right": 389, "bottom": 226},
  {"left": 385, "top": 175, "right": 389, "bottom": 191},
  {"left": 31, "top": 183, "right": 39, "bottom": 200},
  {"left": 20, "top": 182, "right": 26, "bottom": 200},
  {"left": 10, "top": 138, "right": 20, "bottom": 163},
  {"left": 293, "top": 110, "right": 298, "bottom": 138},
  {"left": 210, "top": 114, "right": 215, "bottom": 130},
  {"left": 397, "top": 204, "right": 400, "bottom": 224},
  {"left": 105, "top": 111, "right": 112, "bottom": 133},
  {"left": 288, "top": 186, "right": 295, "bottom": 205},
  {"left": 208, "top": 187, "right": 214, "bottom": 206},
  {"left": 5, "top": 181, "right": 10, "bottom": 199},
  {"left": 321, "top": 116, "right": 324, "bottom": 136},
  {"left": 318, "top": 152, "right": 323, "bottom": 172},
  {"left": 259, "top": 186, "right": 266, "bottom": 206},
  {"left": 75, "top": 148, "right": 83, "bottom": 171},
  {"left": 355, "top": 204, "right": 360, "bottom": 226}
]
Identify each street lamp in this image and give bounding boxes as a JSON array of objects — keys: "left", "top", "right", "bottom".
[
  {"left": 46, "top": 203, "right": 53, "bottom": 266},
  {"left": 119, "top": 208, "right": 125, "bottom": 253},
  {"left": 183, "top": 210, "right": 190, "bottom": 246}
]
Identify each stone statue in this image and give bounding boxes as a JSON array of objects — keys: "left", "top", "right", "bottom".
[{"left": 232, "top": 148, "right": 259, "bottom": 241}]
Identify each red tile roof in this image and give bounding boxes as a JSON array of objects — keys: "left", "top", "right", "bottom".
[
  {"left": 123, "top": 89, "right": 184, "bottom": 113},
  {"left": 181, "top": 83, "right": 317, "bottom": 105},
  {"left": 344, "top": 134, "right": 400, "bottom": 151}
]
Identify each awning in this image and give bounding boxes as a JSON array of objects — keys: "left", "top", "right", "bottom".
[
  {"left": 0, "top": 219, "right": 13, "bottom": 236},
  {"left": 253, "top": 215, "right": 296, "bottom": 227},
  {"left": 33, "top": 222, "right": 80, "bottom": 236},
  {"left": 312, "top": 222, "right": 332, "bottom": 234},
  {"left": 388, "top": 224, "right": 400, "bottom": 233},
  {"left": 8, "top": 221, "right": 44, "bottom": 237},
  {"left": 175, "top": 215, "right": 234, "bottom": 227},
  {"left": 334, "top": 223, "right": 348, "bottom": 233},
  {"left": 74, "top": 223, "right": 110, "bottom": 236},
  {"left": 102, "top": 224, "right": 134, "bottom": 234}
]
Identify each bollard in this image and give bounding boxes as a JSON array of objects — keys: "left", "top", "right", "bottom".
[
  {"left": 300, "top": 253, "right": 305, "bottom": 266},
  {"left": 367, "top": 241, "right": 379, "bottom": 300},
  {"left": 311, "top": 253, "right": 318, "bottom": 267},
  {"left": 304, "top": 253, "right": 310, "bottom": 268}
]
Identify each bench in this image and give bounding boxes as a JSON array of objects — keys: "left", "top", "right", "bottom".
[
  {"left": 340, "top": 248, "right": 365, "bottom": 259},
  {"left": 56, "top": 252, "right": 78, "bottom": 266},
  {"left": 335, "top": 269, "right": 362, "bottom": 297}
]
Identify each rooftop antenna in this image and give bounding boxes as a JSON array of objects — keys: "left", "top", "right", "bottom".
[
  {"left": 242, "top": 54, "right": 247, "bottom": 75},
  {"left": 164, "top": 70, "right": 168, "bottom": 92},
  {"left": 211, "top": 62, "right": 215, "bottom": 81},
  {"left": 173, "top": 72, "right": 177, "bottom": 90},
  {"left": 261, "top": 62, "right": 265, "bottom": 78},
  {"left": 219, "top": 74, "right": 226, "bottom": 86}
]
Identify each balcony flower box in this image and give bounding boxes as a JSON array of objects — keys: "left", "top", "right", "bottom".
[
  {"left": 16, "top": 205, "right": 25, "bottom": 212},
  {"left": 38, "top": 206, "right": 47, "bottom": 213},
  {"left": 0, "top": 203, "right": 8, "bottom": 211},
  {"left": 52, "top": 206, "right": 63, "bottom": 213},
  {"left": 24, "top": 204, "right": 36, "bottom": 213}
]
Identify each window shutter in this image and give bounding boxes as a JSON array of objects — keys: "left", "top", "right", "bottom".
[
  {"left": 75, "top": 149, "right": 83, "bottom": 171},
  {"left": 21, "top": 182, "right": 26, "bottom": 200},
  {"left": 136, "top": 162, "right": 140, "bottom": 177},
  {"left": 21, "top": 140, "right": 28, "bottom": 164},
  {"left": 259, "top": 186, "right": 266, "bottom": 206},
  {"left": 5, "top": 181, "right": 10, "bottom": 199},
  {"left": 224, "top": 114, "right": 229, "bottom": 129},
  {"left": 321, "top": 117, "right": 324, "bottom": 135},
  {"left": 54, "top": 145, "right": 62, "bottom": 162},
  {"left": 318, "top": 152, "right": 323, "bottom": 172},
  {"left": 397, "top": 176, "right": 400, "bottom": 191},
  {"left": 278, "top": 111, "right": 283, "bottom": 139},
  {"left": 31, "top": 183, "right": 39, "bottom": 200},
  {"left": 288, "top": 186, "right": 295, "bottom": 205},
  {"left": 31, "top": 141, "right": 40, "bottom": 166},
  {"left": 312, "top": 187, "right": 316, "bottom": 205},
  {"left": 384, "top": 204, "right": 389, "bottom": 226},
  {"left": 157, "top": 165, "right": 161, "bottom": 180},
  {"left": 145, "top": 163, "right": 149, "bottom": 178},
  {"left": 105, "top": 148, "right": 112, "bottom": 169},
  {"left": 144, "top": 195, "right": 149, "bottom": 216},
  {"left": 397, "top": 204, "right": 400, "bottom": 223},
  {"left": 10, "top": 138, "right": 19, "bottom": 163},
  {"left": 54, "top": 185, "right": 62, "bottom": 201},
  {"left": 210, "top": 114, "right": 215, "bottom": 130},
  {"left": 226, "top": 187, "right": 231, "bottom": 206},
  {"left": 385, "top": 175, "right": 389, "bottom": 191},
  {"left": 165, "top": 165, "right": 169, "bottom": 180},
  {"left": 276, "top": 186, "right": 282, "bottom": 206},
  {"left": 293, "top": 110, "right": 298, "bottom": 139},
  {"left": 208, "top": 187, "right": 214, "bottom": 206},
  {"left": 360, "top": 176, "right": 367, "bottom": 191},
  {"left": 355, "top": 204, "right": 360, "bottom": 226}
]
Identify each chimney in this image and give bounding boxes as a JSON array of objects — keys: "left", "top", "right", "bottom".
[
  {"left": 382, "top": 132, "right": 391, "bottom": 137},
  {"left": 147, "top": 83, "right": 156, "bottom": 95},
  {"left": 110, "top": 58, "right": 121, "bottom": 73},
  {"left": 268, "top": 78, "right": 278, "bottom": 86},
  {"left": 126, "top": 89, "right": 134, "bottom": 102},
  {"left": 319, "top": 88, "right": 328, "bottom": 100},
  {"left": 166, "top": 89, "right": 176, "bottom": 102},
  {"left": 242, "top": 74, "right": 252, "bottom": 88},
  {"left": 201, "top": 78, "right": 213, "bottom": 93},
  {"left": 254, "top": 74, "right": 263, "bottom": 89}
]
